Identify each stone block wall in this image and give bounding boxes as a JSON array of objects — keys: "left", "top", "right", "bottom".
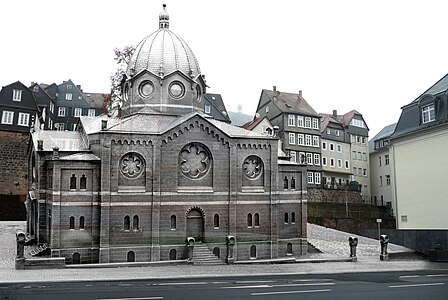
[{"left": 307, "top": 187, "right": 363, "bottom": 204}]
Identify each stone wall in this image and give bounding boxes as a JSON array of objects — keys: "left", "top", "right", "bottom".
[{"left": 307, "top": 187, "right": 363, "bottom": 204}]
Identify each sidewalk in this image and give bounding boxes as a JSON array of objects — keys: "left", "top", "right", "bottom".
[{"left": 1, "top": 221, "right": 447, "bottom": 284}]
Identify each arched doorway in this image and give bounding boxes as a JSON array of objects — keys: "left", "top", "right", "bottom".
[
  {"left": 186, "top": 208, "right": 204, "bottom": 242},
  {"left": 72, "top": 252, "right": 80, "bottom": 264}
]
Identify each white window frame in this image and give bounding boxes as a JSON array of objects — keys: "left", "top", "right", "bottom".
[
  {"left": 337, "top": 144, "right": 342, "bottom": 152},
  {"left": 1, "top": 111, "right": 14, "bottom": 124},
  {"left": 312, "top": 136, "right": 319, "bottom": 147},
  {"left": 297, "top": 134, "right": 304, "bottom": 145},
  {"left": 88, "top": 109, "right": 96, "bottom": 117},
  {"left": 66, "top": 93, "right": 72, "bottom": 100},
  {"left": 326, "top": 128, "right": 330, "bottom": 135},
  {"left": 363, "top": 169, "right": 368, "bottom": 177},
  {"left": 304, "top": 117, "right": 311, "bottom": 128},
  {"left": 205, "top": 104, "right": 211, "bottom": 114},
  {"left": 305, "top": 135, "right": 312, "bottom": 146},
  {"left": 288, "top": 114, "right": 295, "bottom": 126},
  {"left": 345, "top": 160, "right": 349, "bottom": 169},
  {"left": 297, "top": 116, "right": 304, "bottom": 127},
  {"left": 288, "top": 133, "right": 296, "bottom": 144},
  {"left": 337, "top": 159, "right": 342, "bottom": 168},
  {"left": 357, "top": 152, "right": 362, "bottom": 160},
  {"left": 335, "top": 130, "right": 340, "bottom": 136},
  {"left": 314, "top": 153, "right": 320, "bottom": 165},
  {"left": 306, "top": 153, "right": 313, "bottom": 165},
  {"left": 330, "top": 143, "right": 334, "bottom": 151},
  {"left": 322, "top": 141, "right": 327, "bottom": 150},
  {"left": 422, "top": 104, "right": 435, "bottom": 124},
  {"left": 55, "top": 123, "right": 65, "bottom": 131},
  {"left": 74, "top": 108, "right": 82, "bottom": 117},
  {"left": 49, "top": 102, "right": 54, "bottom": 113},
  {"left": 17, "top": 112, "right": 30, "bottom": 126},
  {"left": 265, "top": 105, "right": 269, "bottom": 113},
  {"left": 322, "top": 157, "right": 327, "bottom": 166},
  {"left": 307, "top": 172, "right": 314, "bottom": 184},
  {"left": 290, "top": 151, "right": 297, "bottom": 163},
  {"left": 330, "top": 158, "right": 335, "bottom": 167},
  {"left": 353, "top": 151, "right": 357, "bottom": 160},
  {"left": 299, "top": 152, "right": 305, "bottom": 164},
  {"left": 386, "top": 175, "right": 391, "bottom": 185},
  {"left": 314, "top": 173, "right": 321, "bottom": 184},
  {"left": 312, "top": 118, "right": 319, "bottom": 129},
  {"left": 385, "top": 155, "right": 389, "bottom": 165},
  {"left": 12, "top": 89, "right": 22, "bottom": 102},
  {"left": 58, "top": 107, "right": 66, "bottom": 117}
]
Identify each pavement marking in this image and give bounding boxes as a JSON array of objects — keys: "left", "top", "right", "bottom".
[
  {"left": 293, "top": 279, "right": 332, "bottom": 282},
  {"left": 235, "top": 280, "right": 274, "bottom": 284},
  {"left": 152, "top": 282, "right": 208, "bottom": 286},
  {"left": 96, "top": 297, "right": 163, "bottom": 300},
  {"left": 389, "top": 283, "right": 445, "bottom": 288},
  {"left": 399, "top": 275, "right": 420, "bottom": 279},
  {"left": 221, "top": 285, "right": 272, "bottom": 289},
  {"left": 273, "top": 283, "right": 335, "bottom": 287},
  {"left": 251, "top": 289, "right": 332, "bottom": 296},
  {"left": 426, "top": 274, "right": 448, "bottom": 277}
]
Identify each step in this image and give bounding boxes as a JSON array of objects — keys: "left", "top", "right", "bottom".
[{"left": 191, "top": 243, "right": 224, "bottom": 265}]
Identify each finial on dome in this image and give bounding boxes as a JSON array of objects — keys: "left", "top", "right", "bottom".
[{"left": 159, "top": 3, "right": 169, "bottom": 29}]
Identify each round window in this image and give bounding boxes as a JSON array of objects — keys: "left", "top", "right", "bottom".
[
  {"left": 139, "top": 81, "right": 154, "bottom": 98},
  {"left": 169, "top": 81, "right": 185, "bottom": 99}
]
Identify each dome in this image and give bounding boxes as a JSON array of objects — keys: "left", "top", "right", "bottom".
[{"left": 126, "top": 5, "right": 201, "bottom": 80}]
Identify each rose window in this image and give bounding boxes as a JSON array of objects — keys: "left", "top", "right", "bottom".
[
  {"left": 243, "top": 156, "right": 263, "bottom": 179},
  {"left": 120, "top": 153, "right": 145, "bottom": 179},
  {"left": 179, "top": 143, "right": 211, "bottom": 179}
]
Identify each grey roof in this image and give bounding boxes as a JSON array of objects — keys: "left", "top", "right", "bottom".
[
  {"left": 368, "top": 123, "right": 396, "bottom": 152},
  {"left": 203, "top": 93, "right": 231, "bottom": 122},
  {"left": 32, "top": 130, "right": 88, "bottom": 151},
  {"left": 59, "top": 153, "right": 100, "bottom": 161},
  {"left": 319, "top": 114, "right": 343, "bottom": 133},
  {"left": 413, "top": 73, "right": 448, "bottom": 103},
  {"left": 262, "top": 89, "right": 320, "bottom": 117},
  {"left": 84, "top": 92, "right": 108, "bottom": 109}
]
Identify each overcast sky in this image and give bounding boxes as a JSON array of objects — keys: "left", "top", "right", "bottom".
[{"left": 1, "top": 0, "right": 447, "bottom": 137}]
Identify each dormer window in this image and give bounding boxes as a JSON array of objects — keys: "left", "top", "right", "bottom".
[
  {"left": 13, "top": 89, "right": 22, "bottom": 102},
  {"left": 205, "top": 104, "right": 211, "bottom": 114},
  {"left": 422, "top": 104, "right": 435, "bottom": 124}
]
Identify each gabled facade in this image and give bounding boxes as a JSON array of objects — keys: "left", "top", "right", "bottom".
[
  {"left": 203, "top": 93, "right": 231, "bottom": 123},
  {"left": 255, "top": 87, "right": 322, "bottom": 187},
  {"left": 29, "top": 82, "right": 56, "bottom": 130},
  {"left": 390, "top": 73, "right": 448, "bottom": 230}
]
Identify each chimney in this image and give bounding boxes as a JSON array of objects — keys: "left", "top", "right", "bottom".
[
  {"left": 333, "top": 110, "right": 337, "bottom": 117},
  {"left": 101, "top": 120, "right": 107, "bottom": 130},
  {"left": 52, "top": 147, "right": 59, "bottom": 159},
  {"left": 273, "top": 86, "right": 276, "bottom": 92},
  {"left": 273, "top": 125, "right": 279, "bottom": 137},
  {"left": 76, "top": 85, "right": 82, "bottom": 92},
  {"left": 37, "top": 140, "right": 43, "bottom": 151},
  {"left": 299, "top": 90, "right": 302, "bottom": 97}
]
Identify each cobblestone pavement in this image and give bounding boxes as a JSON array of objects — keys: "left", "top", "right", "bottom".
[{"left": 1, "top": 221, "right": 447, "bottom": 283}]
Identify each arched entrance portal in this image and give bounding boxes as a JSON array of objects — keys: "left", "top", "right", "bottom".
[{"left": 186, "top": 208, "right": 204, "bottom": 242}]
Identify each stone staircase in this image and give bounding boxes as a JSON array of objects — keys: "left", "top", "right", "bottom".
[{"left": 192, "top": 243, "right": 225, "bottom": 265}]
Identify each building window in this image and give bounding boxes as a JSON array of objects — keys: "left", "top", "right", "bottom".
[
  {"left": 297, "top": 116, "right": 304, "bottom": 127},
  {"left": 254, "top": 213, "right": 260, "bottom": 227},
  {"left": 291, "top": 212, "right": 296, "bottom": 223},
  {"left": 70, "top": 174, "right": 77, "bottom": 189},
  {"left": 385, "top": 155, "right": 389, "bottom": 165},
  {"left": 284, "top": 212, "right": 289, "bottom": 224},
  {"left": 307, "top": 172, "right": 314, "bottom": 184},
  {"left": 357, "top": 152, "right": 362, "bottom": 160},
  {"left": 330, "top": 143, "right": 334, "bottom": 151},
  {"left": 247, "top": 213, "right": 253, "bottom": 227},
  {"left": 335, "top": 130, "right": 340, "bottom": 136},
  {"left": 337, "top": 144, "right": 342, "bottom": 152},
  {"left": 250, "top": 245, "right": 257, "bottom": 259},
  {"left": 291, "top": 177, "right": 296, "bottom": 189},
  {"left": 88, "top": 109, "right": 96, "bottom": 117},
  {"left": 170, "top": 215, "right": 176, "bottom": 230},
  {"left": 67, "top": 84, "right": 72, "bottom": 90},
  {"left": 315, "top": 172, "right": 321, "bottom": 184},
  {"left": 58, "top": 107, "right": 66, "bottom": 117},
  {"left": 74, "top": 108, "right": 82, "bottom": 117},
  {"left": 1, "top": 111, "right": 14, "bottom": 124},
  {"left": 66, "top": 93, "right": 72, "bottom": 100},
  {"left": 17, "top": 113, "right": 30, "bottom": 126},
  {"left": 330, "top": 158, "right": 335, "bottom": 167},
  {"left": 214, "top": 214, "right": 220, "bottom": 228},
  {"left": 305, "top": 135, "right": 312, "bottom": 146},
  {"left": 337, "top": 159, "right": 342, "bottom": 168},
  {"left": 379, "top": 156, "right": 382, "bottom": 166},
  {"left": 205, "top": 104, "right": 211, "bottom": 114},
  {"left": 288, "top": 114, "right": 295, "bottom": 126},
  {"left": 80, "top": 174, "right": 87, "bottom": 190},
  {"left": 353, "top": 167, "right": 357, "bottom": 175},
  {"left": 124, "top": 215, "right": 130, "bottom": 231},
  {"left": 288, "top": 133, "right": 295, "bottom": 144},
  {"left": 284, "top": 176, "right": 288, "bottom": 189},
  {"left": 299, "top": 152, "right": 305, "bottom": 164},
  {"left": 79, "top": 216, "right": 85, "bottom": 229},
  {"left": 33, "top": 85, "right": 39, "bottom": 92},
  {"left": 55, "top": 123, "right": 65, "bottom": 131},
  {"left": 306, "top": 153, "right": 313, "bottom": 165},
  {"left": 401, "top": 215, "right": 408, "bottom": 222},
  {"left": 290, "top": 151, "right": 297, "bottom": 163},
  {"left": 127, "top": 251, "right": 135, "bottom": 262},
  {"left": 322, "top": 157, "right": 327, "bottom": 166},
  {"left": 169, "top": 249, "right": 177, "bottom": 260},
  {"left": 287, "top": 243, "right": 293, "bottom": 255},
  {"left": 305, "top": 117, "right": 311, "bottom": 128},
  {"left": 297, "top": 134, "right": 304, "bottom": 145},
  {"left": 12, "top": 89, "right": 22, "bottom": 101},
  {"left": 312, "top": 118, "right": 319, "bottom": 129},
  {"left": 133, "top": 215, "right": 139, "bottom": 230},
  {"left": 312, "top": 136, "right": 319, "bottom": 147},
  {"left": 352, "top": 151, "right": 357, "bottom": 160},
  {"left": 386, "top": 175, "right": 391, "bottom": 186},
  {"left": 314, "top": 153, "right": 320, "bottom": 165},
  {"left": 379, "top": 176, "right": 383, "bottom": 186},
  {"left": 72, "top": 252, "right": 80, "bottom": 264},
  {"left": 50, "top": 102, "right": 54, "bottom": 113},
  {"left": 362, "top": 152, "right": 367, "bottom": 161},
  {"left": 69, "top": 216, "right": 75, "bottom": 230},
  {"left": 361, "top": 137, "right": 366, "bottom": 144},
  {"left": 213, "top": 247, "right": 220, "bottom": 258},
  {"left": 345, "top": 160, "right": 349, "bottom": 169},
  {"left": 350, "top": 118, "right": 365, "bottom": 128},
  {"left": 422, "top": 104, "right": 435, "bottom": 124},
  {"left": 265, "top": 106, "right": 269, "bottom": 113},
  {"left": 363, "top": 169, "right": 367, "bottom": 177},
  {"left": 322, "top": 141, "right": 327, "bottom": 150}
]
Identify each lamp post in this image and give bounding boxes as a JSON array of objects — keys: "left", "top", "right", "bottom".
[{"left": 376, "top": 218, "right": 382, "bottom": 240}]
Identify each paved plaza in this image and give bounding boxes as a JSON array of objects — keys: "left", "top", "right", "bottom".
[{"left": 0, "top": 221, "right": 446, "bottom": 284}]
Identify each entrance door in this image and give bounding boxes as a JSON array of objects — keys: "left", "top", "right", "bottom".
[{"left": 186, "top": 209, "right": 204, "bottom": 242}]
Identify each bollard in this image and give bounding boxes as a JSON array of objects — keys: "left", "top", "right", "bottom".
[
  {"left": 380, "top": 234, "right": 389, "bottom": 261},
  {"left": 186, "top": 237, "right": 195, "bottom": 262},
  {"left": 226, "top": 235, "right": 236, "bottom": 264},
  {"left": 349, "top": 237, "right": 358, "bottom": 258},
  {"left": 15, "top": 231, "right": 26, "bottom": 269}
]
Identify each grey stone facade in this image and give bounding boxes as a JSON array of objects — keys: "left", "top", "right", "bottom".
[{"left": 25, "top": 5, "right": 308, "bottom": 265}]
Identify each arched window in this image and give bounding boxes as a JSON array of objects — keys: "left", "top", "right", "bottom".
[
  {"left": 291, "top": 212, "right": 296, "bottom": 224},
  {"left": 169, "top": 249, "right": 177, "bottom": 260},
  {"left": 69, "top": 216, "right": 75, "bottom": 229},
  {"left": 214, "top": 214, "right": 219, "bottom": 228},
  {"left": 287, "top": 243, "right": 293, "bottom": 255},
  {"left": 254, "top": 213, "right": 260, "bottom": 227},
  {"left": 124, "top": 215, "right": 130, "bottom": 230},
  {"left": 284, "top": 212, "right": 289, "bottom": 224},
  {"left": 127, "top": 251, "right": 135, "bottom": 262},
  {"left": 70, "top": 174, "right": 77, "bottom": 189},
  {"left": 79, "top": 216, "right": 85, "bottom": 229},
  {"left": 250, "top": 245, "right": 257, "bottom": 259},
  {"left": 133, "top": 215, "right": 139, "bottom": 230},
  {"left": 283, "top": 176, "right": 288, "bottom": 189},
  {"left": 213, "top": 247, "right": 220, "bottom": 258},
  {"left": 80, "top": 174, "right": 86, "bottom": 190},
  {"left": 171, "top": 215, "right": 176, "bottom": 230},
  {"left": 72, "top": 252, "right": 80, "bottom": 264},
  {"left": 291, "top": 177, "right": 296, "bottom": 189},
  {"left": 247, "top": 213, "right": 253, "bottom": 227}
]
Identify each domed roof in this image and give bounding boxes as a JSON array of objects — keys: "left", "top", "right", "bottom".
[{"left": 126, "top": 4, "right": 201, "bottom": 79}]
